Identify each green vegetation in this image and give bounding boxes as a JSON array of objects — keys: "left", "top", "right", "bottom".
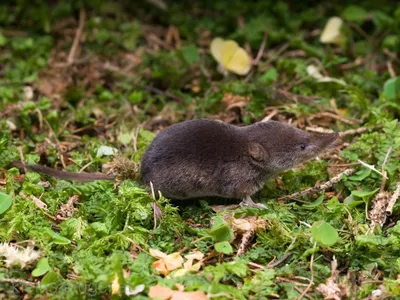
[{"left": 1, "top": 0, "right": 400, "bottom": 299}]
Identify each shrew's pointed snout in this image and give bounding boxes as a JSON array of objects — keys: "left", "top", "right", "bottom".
[{"left": 313, "top": 132, "right": 340, "bottom": 150}]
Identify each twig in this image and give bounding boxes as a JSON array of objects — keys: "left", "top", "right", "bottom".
[
  {"left": 42, "top": 118, "right": 66, "bottom": 169},
  {"left": 339, "top": 126, "right": 383, "bottom": 137},
  {"left": 267, "top": 253, "right": 292, "bottom": 269},
  {"left": 294, "top": 287, "right": 313, "bottom": 300},
  {"left": 380, "top": 146, "right": 393, "bottom": 192},
  {"left": 358, "top": 160, "right": 387, "bottom": 179},
  {"left": 309, "top": 112, "right": 362, "bottom": 125},
  {"left": 383, "top": 48, "right": 400, "bottom": 63},
  {"left": 67, "top": 7, "right": 86, "bottom": 64},
  {"left": 277, "top": 169, "right": 355, "bottom": 200},
  {"left": 0, "top": 278, "right": 37, "bottom": 286},
  {"left": 132, "top": 127, "right": 140, "bottom": 153},
  {"left": 386, "top": 183, "right": 400, "bottom": 216},
  {"left": 387, "top": 61, "right": 396, "bottom": 78},
  {"left": 328, "top": 163, "right": 360, "bottom": 168},
  {"left": 297, "top": 242, "right": 316, "bottom": 300},
  {"left": 252, "top": 27, "right": 268, "bottom": 66},
  {"left": 261, "top": 109, "right": 278, "bottom": 122}
]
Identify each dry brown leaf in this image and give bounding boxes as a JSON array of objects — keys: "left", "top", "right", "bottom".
[
  {"left": 31, "top": 195, "right": 48, "bottom": 210},
  {"left": 171, "top": 291, "right": 207, "bottom": 300},
  {"left": 150, "top": 248, "right": 168, "bottom": 259},
  {"left": 148, "top": 285, "right": 207, "bottom": 300},
  {"left": 151, "top": 251, "right": 184, "bottom": 275},
  {"left": 164, "top": 253, "right": 184, "bottom": 271},
  {"left": 149, "top": 285, "right": 174, "bottom": 299},
  {"left": 152, "top": 259, "right": 169, "bottom": 276}
]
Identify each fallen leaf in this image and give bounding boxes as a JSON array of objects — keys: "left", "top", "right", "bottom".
[
  {"left": 210, "top": 37, "right": 251, "bottom": 75},
  {"left": 152, "top": 251, "right": 184, "bottom": 275},
  {"left": 111, "top": 274, "right": 120, "bottom": 295},
  {"left": 149, "top": 285, "right": 174, "bottom": 300},
  {"left": 171, "top": 291, "right": 207, "bottom": 300},
  {"left": 307, "top": 65, "right": 346, "bottom": 86},
  {"left": 320, "top": 17, "right": 345, "bottom": 45},
  {"left": 152, "top": 259, "right": 169, "bottom": 276},
  {"left": 150, "top": 248, "right": 168, "bottom": 259}
]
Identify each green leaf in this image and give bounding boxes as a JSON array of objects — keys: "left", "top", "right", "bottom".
[
  {"left": 181, "top": 45, "right": 200, "bottom": 65},
  {"left": 311, "top": 221, "right": 339, "bottom": 247},
  {"left": 44, "top": 228, "right": 71, "bottom": 245},
  {"left": 32, "top": 258, "right": 51, "bottom": 277},
  {"left": 40, "top": 270, "right": 60, "bottom": 285},
  {"left": 383, "top": 77, "right": 400, "bottom": 100},
  {"left": 355, "top": 235, "right": 393, "bottom": 246},
  {"left": 342, "top": 5, "right": 368, "bottom": 23},
  {"left": 351, "top": 188, "right": 379, "bottom": 200},
  {"left": 209, "top": 218, "right": 234, "bottom": 242},
  {"left": 0, "top": 192, "right": 12, "bottom": 215},
  {"left": 343, "top": 194, "right": 364, "bottom": 207},
  {"left": 214, "top": 241, "right": 233, "bottom": 254},
  {"left": 348, "top": 169, "right": 371, "bottom": 181},
  {"left": 303, "top": 195, "right": 324, "bottom": 208},
  {"left": 260, "top": 68, "right": 278, "bottom": 84},
  {"left": 0, "top": 33, "right": 7, "bottom": 46}
]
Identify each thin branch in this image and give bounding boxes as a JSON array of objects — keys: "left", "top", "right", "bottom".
[
  {"left": 0, "top": 278, "right": 37, "bottom": 286},
  {"left": 267, "top": 253, "right": 292, "bottom": 269},
  {"left": 297, "top": 242, "right": 316, "bottom": 300},
  {"left": 309, "top": 112, "right": 362, "bottom": 125},
  {"left": 358, "top": 160, "right": 387, "bottom": 179},
  {"left": 67, "top": 7, "right": 86, "bottom": 64},
  {"left": 252, "top": 27, "right": 268, "bottom": 65},
  {"left": 380, "top": 146, "right": 393, "bottom": 192},
  {"left": 386, "top": 183, "right": 400, "bottom": 216},
  {"left": 278, "top": 169, "right": 355, "bottom": 200}
]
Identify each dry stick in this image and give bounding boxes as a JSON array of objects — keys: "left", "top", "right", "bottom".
[
  {"left": 380, "top": 146, "right": 393, "bottom": 193},
  {"left": 383, "top": 48, "right": 400, "bottom": 63},
  {"left": 294, "top": 287, "right": 313, "bottom": 300},
  {"left": 309, "top": 112, "right": 362, "bottom": 125},
  {"left": 387, "top": 61, "right": 396, "bottom": 78},
  {"left": 267, "top": 253, "right": 292, "bottom": 269},
  {"left": 0, "top": 278, "right": 37, "bottom": 286},
  {"left": 42, "top": 118, "right": 67, "bottom": 169},
  {"left": 297, "top": 242, "right": 316, "bottom": 300},
  {"left": 261, "top": 109, "right": 279, "bottom": 122},
  {"left": 339, "top": 126, "right": 383, "bottom": 138},
  {"left": 67, "top": 7, "right": 86, "bottom": 64},
  {"left": 252, "top": 27, "right": 268, "bottom": 66},
  {"left": 386, "top": 183, "right": 400, "bottom": 216},
  {"left": 277, "top": 169, "right": 355, "bottom": 201}
]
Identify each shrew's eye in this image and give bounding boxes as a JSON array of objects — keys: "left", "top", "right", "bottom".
[{"left": 300, "top": 144, "right": 306, "bottom": 150}]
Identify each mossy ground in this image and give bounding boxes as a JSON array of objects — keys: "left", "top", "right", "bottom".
[{"left": 1, "top": 1, "right": 400, "bottom": 299}]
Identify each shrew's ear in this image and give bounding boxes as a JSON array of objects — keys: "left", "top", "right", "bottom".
[{"left": 248, "top": 142, "right": 268, "bottom": 162}]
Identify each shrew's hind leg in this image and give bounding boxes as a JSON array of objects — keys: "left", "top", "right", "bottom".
[{"left": 239, "top": 196, "right": 266, "bottom": 209}]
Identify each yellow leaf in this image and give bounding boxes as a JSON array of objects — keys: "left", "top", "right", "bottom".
[
  {"left": 219, "top": 40, "right": 240, "bottom": 67},
  {"left": 320, "top": 17, "right": 345, "bottom": 45},
  {"left": 111, "top": 274, "right": 120, "bottom": 295},
  {"left": 209, "top": 37, "right": 251, "bottom": 75},
  {"left": 210, "top": 37, "right": 224, "bottom": 63},
  {"left": 225, "top": 47, "right": 251, "bottom": 75}
]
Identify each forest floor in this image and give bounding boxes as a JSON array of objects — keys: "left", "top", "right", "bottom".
[{"left": 1, "top": 1, "right": 400, "bottom": 299}]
